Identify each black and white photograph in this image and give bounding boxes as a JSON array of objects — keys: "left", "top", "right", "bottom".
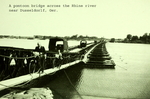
[{"left": 0, "top": 0, "right": 150, "bottom": 98}]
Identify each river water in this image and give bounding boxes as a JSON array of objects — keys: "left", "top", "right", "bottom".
[
  {"left": 1, "top": 39, "right": 150, "bottom": 98},
  {"left": 0, "top": 38, "right": 84, "bottom": 50}
]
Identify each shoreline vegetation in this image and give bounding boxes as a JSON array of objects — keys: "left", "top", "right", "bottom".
[
  {"left": 0, "top": 34, "right": 100, "bottom": 41},
  {"left": 110, "top": 33, "right": 150, "bottom": 44},
  {"left": 1, "top": 33, "right": 150, "bottom": 44}
]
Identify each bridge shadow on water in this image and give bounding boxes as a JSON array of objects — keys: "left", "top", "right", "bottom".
[
  {"left": 28, "top": 63, "right": 84, "bottom": 99},
  {"left": 0, "top": 63, "right": 84, "bottom": 99}
]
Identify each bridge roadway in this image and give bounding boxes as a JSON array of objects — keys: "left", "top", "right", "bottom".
[
  {"left": 69, "top": 43, "right": 93, "bottom": 53},
  {"left": 0, "top": 42, "right": 99, "bottom": 91}
]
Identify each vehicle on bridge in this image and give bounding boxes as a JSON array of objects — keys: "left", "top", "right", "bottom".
[
  {"left": 79, "top": 40, "right": 87, "bottom": 48},
  {"left": 48, "top": 37, "right": 69, "bottom": 52}
]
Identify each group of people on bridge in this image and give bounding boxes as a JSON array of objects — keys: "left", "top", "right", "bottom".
[{"left": 34, "top": 42, "right": 63, "bottom": 73}]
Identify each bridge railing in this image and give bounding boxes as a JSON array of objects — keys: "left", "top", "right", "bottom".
[{"left": 0, "top": 47, "right": 85, "bottom": 81}]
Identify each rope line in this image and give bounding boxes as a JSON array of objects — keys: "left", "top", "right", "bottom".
[
  {"left": 0, "top": 54, "right": 35, "bottom": 59},
  {"left": 117, "top": 65, "right": 127, "bottom": 70},
  {"left": 63, "top": 70, "right": 83, "bottom": 99},
  {"left": 0, "top": 74, "right": 33, "bottom": 89},
  {"left": 0, "top": 54, "right": 78, "bottom": 59}
]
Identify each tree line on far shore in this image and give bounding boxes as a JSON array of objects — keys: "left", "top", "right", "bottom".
[
  {"left": 110, "top": 33, "right": 150, "bottom": 44},
  {"left": 0, "top": 34, "right": 99, "bottom": 41}
]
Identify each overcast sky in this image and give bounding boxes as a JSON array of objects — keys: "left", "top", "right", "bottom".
[{"left": 0, "top": 0, "right": 150, "bottom": 39}]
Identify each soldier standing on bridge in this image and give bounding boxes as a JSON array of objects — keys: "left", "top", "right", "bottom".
[
  {"left": 34, "top": 42, "right": 46, "bottom": 73},
  {"left": 35, "top": 42, "right": 45, "bottom": 52}
]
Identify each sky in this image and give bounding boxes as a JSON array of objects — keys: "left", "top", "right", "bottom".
[{"left": 0, "top": 0, "right": 150, "bottom": 39}]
